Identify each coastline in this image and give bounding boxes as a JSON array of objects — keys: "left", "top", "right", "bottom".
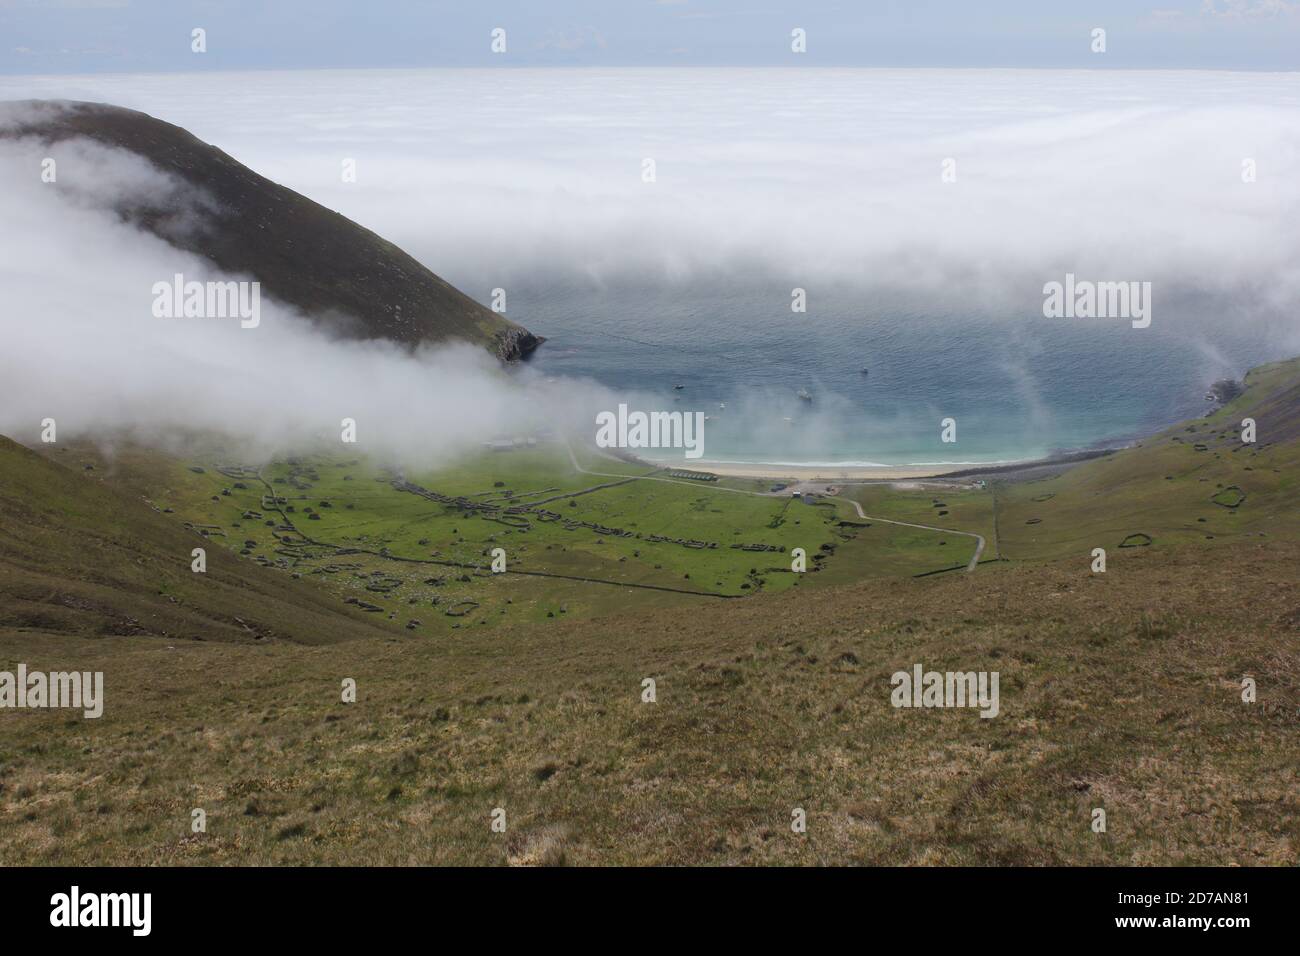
[
  {"left": 681, "top": 460, "right": 963, "bottom": 481},
  {"left": 611, "top": 387, "right": 1237, "bottom": 485},
  {"left": 640, "top": 446, "right": 1126, "bottom": 483}
]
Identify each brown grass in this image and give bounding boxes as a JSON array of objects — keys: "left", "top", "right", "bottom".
[{"left": 1, "top": 539, "right": 1295, "bottom": 865}]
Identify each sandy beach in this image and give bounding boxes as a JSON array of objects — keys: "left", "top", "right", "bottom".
[
  {"left": 643, "top": 448, "right": 1119, "bottom": 483},
  {"left": 690, "top": 461, "right": 956, "bottom": 481}
]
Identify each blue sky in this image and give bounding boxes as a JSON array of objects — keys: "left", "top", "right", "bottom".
[{"left": 2, "top": 0, "right": 1299, "bottom": 74}]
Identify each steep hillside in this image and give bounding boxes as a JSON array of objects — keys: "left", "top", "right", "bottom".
[
  {"left": 0, "top": 436, "right": 396, "bottom": 644},
  {"left": 0, "top": 99, "right": 542, "bottom": 361}
]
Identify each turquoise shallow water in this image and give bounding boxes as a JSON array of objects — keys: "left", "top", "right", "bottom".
[{"left": 515, "top": 279, "right": 1285, "bottom": 467}]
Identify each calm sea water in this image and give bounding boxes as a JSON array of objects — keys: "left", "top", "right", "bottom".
[{"left": 516, "top": 280, "right": 1282, "bottom": 467}]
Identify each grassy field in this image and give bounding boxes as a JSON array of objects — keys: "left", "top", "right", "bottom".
[
  {"left": 24, "top": 437, "right": 965, "bottom": 635},
  {"left": 1, "top": 540, "right": 1294, "bottom": 865},
  {"left": 0, "top": 358, "right": 1296, "bottom": 865}
]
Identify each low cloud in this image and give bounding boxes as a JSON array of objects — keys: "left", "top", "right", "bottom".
[
  {"left": 1200, "top": 0, "right": 1299, "bottom": 19},
  {"left": 1, "top": 68, "right": 1289, "bottom": 330},
  {"left": 0, "top": 123, "right": 633, "bottom": 466}
]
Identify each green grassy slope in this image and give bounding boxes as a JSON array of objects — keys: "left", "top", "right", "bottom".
[
  {"left": 992, "top": 356, "right": 1300, "bottom": 561},
  {"left": 25, "top": 441, "right": 869, "bottom": 629},
  {"left": 0, "top": 437, "right": 398, "bottom": 644},
  {"left": 830, "top": 357, "right": 1299, "bottom": 568}
]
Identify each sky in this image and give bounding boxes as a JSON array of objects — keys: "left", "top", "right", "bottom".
[{"left": 2, "top": 0, "right": 1300, "bottom": 75}]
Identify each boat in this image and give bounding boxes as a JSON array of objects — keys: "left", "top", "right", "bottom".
[
  {"left": 673, "top": 384, "right": 685, "bottom": 390},
  {"left": 796, "top": 388, "right": 812, "bottom": 402}
]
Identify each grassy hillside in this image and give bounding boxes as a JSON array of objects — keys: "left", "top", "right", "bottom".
[
  {"left": 834, "top": 356, "right": 1300, "bottom": 567},
  {"left": 0, "top": 99, "right": 542, "bottom": 361},
  {"left": 0, "top": 540, "right": 1294, "bottom": 865},
  {"left": 0, "top": 436, "right": 397, "bottom": 644},
  {"left": 992, "top": 356, "right": 1300, "bottom": 561}
]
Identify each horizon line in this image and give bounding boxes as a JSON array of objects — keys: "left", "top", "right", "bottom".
[{"left": 4, "top": 63, "right": 1300, "bottom": 80}]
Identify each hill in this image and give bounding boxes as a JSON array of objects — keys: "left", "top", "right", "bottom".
[
  {"left": 0, "top": 99, "right": 542, "bottom": 361},
  {"left": 987, "top": 356, "right": 1300, "bottom": 561},
  {"left": 0, "top": 436, "right": 397, "bottom": 644},
  {"left": 835, "top": 356, "right": 1300, "bottom": 567},
  {"left": 0, "top": 521, "right": 1294, "bottom": 865}
]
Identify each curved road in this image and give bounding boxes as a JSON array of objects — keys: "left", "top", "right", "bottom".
[{"left": 841, "top": 496, "right": 986, "bottom": 573}]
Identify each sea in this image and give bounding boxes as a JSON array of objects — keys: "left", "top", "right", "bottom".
[{"left": 517, "top": 279, "right": 1284, "bottom": 467}]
